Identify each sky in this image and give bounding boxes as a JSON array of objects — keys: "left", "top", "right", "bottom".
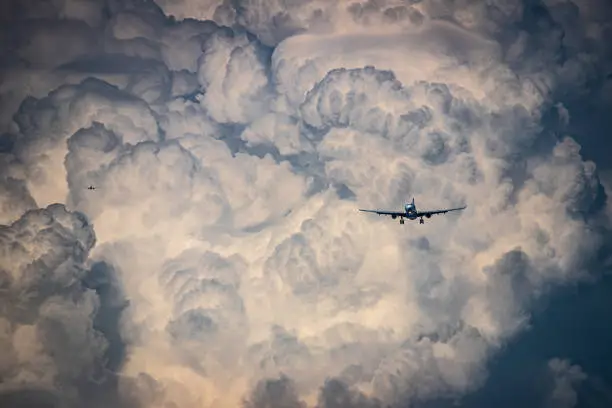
[{"left": 0, "top": 0, "right": 611, "bottom": 407}]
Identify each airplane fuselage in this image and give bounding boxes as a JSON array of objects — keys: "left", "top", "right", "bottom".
[
  {"left": 404, "top": 203, "right": 418, "bottom": 220},
  {"left": 391, "top": 201, "right": 423, "bottom": 224}
]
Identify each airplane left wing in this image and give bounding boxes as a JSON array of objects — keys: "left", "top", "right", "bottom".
[
  {"left": 416, "top": 206, "right": 466, "bottom": 217},
  {"left": 359, "top": 209, "right": 406, "bottom": 217}
]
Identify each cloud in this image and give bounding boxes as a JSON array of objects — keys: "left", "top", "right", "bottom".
[
  {"left": 0, "top": 204, "right": 119, "bottom": 407},
  {"left": 195, "top": 27, "right": 273, "bottom": 124},
  {"left": 0, "top": 173, "right": 37, "bottom": 225},
  {"left": 546, "top": 358, "right": 587, "bottom": 408},
  {"left": 244, "top": 376, "right": 306, "bottom": 408},
  {"left": 317, "top": 379, "right": 383, "bottom": 408},
  {"left": 0, "top": 0, "right": 611, "bottom": 408},
  {"left": 7, "top": 78, "right": 161, "bottom": 212}
]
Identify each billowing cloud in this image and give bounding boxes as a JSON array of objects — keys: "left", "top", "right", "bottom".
[
  {"left": 546, "top": 358, "right": 587, "bottom": 408},
  {"left": 0, "top": 204, "right": 119, "bottom": 407},
  {"left": 244, "top": 376, "right": 305, "bottom": 408},
  {"left": 10, "top": 78, "right": 161, "bottom": 210},
  {"left": 196, "top": 27, "right": 273, "bottom": 124},
  {"left": 0, "top": 0, "right": 611, "bottom": 408}
]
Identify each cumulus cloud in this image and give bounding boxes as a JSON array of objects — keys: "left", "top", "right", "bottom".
[
  {"left": 0, "top": 173, "right": 37, "bottom": 225},
  {"left": 10, "top": 78, "right": 161, "bottom": 209},
  {"left": 1, "top": 0, "right": 611, "bottom": 407},
  {"left": 244, "top": 376, "right": 305, "bottom": 408},
  {"left": 546, "top": 358, "right": 587, "bottom": 408},
  {"left": 195, "top": 27, "right": 273, "bottom": 124},
  {"left": 0, "top": 204, "right": 123, "bottom": 407}
]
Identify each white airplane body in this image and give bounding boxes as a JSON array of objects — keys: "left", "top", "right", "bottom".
[{"left": 359, "top": 198, "right": 466, "bottom": 225}]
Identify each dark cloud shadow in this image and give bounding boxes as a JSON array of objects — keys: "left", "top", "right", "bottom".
[
  {"left": 75, "top": 261, "right": 132, "bottom": 408},
  {"left": 244, "top": 375, "right": 305, "bottom": 408},
  {"left": 82, "top": 261, "right": 130, "bottom": 373},
  {"left": 0, "top": 389, "right": 60, "bottom": 408}
]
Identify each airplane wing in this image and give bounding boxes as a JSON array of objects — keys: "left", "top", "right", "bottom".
[
  {"left": 358, "top": 209, "right": 406, "bottom": 217},
  {"left": 416, "top": 205, "right": 467, "bottom": 217}
]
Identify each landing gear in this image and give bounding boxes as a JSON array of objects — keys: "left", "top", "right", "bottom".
[
  {"left": 400, "top": 219, "right": 405, "bottom": 225},
  {"left": 419, "top": 218, "right": 424, "bottom": 224}
]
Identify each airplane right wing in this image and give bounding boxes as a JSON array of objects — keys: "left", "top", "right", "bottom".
[
  {"left": 358, "top": 209, "right": 406, "bottom": 217},
  {"left": 416, "top": 205, "right": 467, "bottom": 218}
]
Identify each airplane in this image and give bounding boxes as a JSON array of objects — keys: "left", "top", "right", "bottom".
[
  {"left": 87, "top": 185, "right": 96, "bottom": 190},
  {"left": 359, "top": 198, "right": 466, "bottom": 225}
]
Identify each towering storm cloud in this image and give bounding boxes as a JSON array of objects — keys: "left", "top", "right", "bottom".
[
  {"left": 0, "top": 204, "right": 108, "bottom": 406},
  {"left": 1, "top": 0, "right": 611, "bottom": 407}
]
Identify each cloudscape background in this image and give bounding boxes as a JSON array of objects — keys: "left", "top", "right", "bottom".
[{"left": 1, "top": 0, "right": 611, "bottom": 407}]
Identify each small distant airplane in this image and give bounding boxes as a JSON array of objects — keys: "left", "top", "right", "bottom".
[
  {"left": 359, "top": 198, "right": 466, "bottom": 225},
  {"left": 87, "top": 185, "right": 96, "bottom": 190}
]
